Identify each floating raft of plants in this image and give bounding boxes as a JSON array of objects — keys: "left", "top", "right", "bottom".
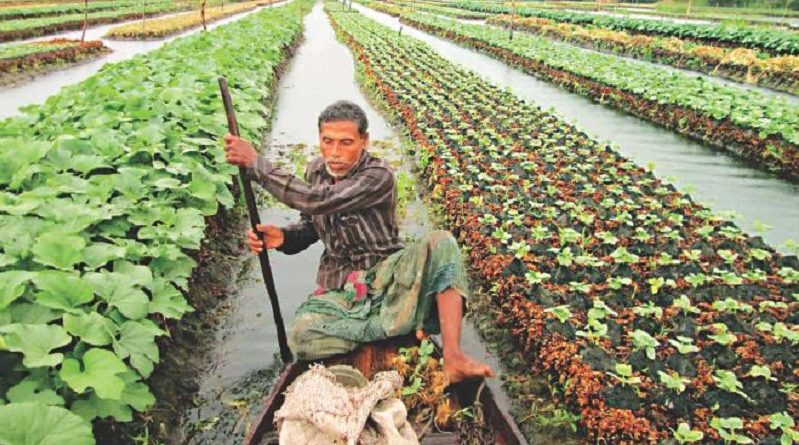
[
  {"left": 0, "top": 38, "right": 108, "bottom": 85},
  {"left": 0, "top": 0, "right": 159, "bottom": 20},
  {"left": 328, "top": 4, "right": 799, "bottom": 444},
  {"left": 105, "top": 0, "right": 276, "bottom": 40},
  {"left": 447, "top": 1, "right": 799, "bottom": 56},
  {"left": 0, "top": 1, "right": 312, "bottom": 443},
  {"left": 0, "top": 0, "right": 184, "bottom": 42},
  {"left": 486, "top": 14, "right": 799, "bottom": 96},
  {"left": 393, "top": 12, "right": 799, "bottom": 182}
]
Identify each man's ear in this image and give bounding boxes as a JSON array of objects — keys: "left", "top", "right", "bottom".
[{"left": 361, "top": 131, "right": 370, "bottom": 148}]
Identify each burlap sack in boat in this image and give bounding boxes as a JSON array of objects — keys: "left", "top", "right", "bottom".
[{"left": 274, "top": 364, "right": 418, "bottom": 445}]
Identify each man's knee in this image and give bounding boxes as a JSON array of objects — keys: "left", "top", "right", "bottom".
[
  {"left": 425, "top": 230, "right": 458, "bottom": 250},
  {"left": 287, "top": 315, "right": 358, "bottom": 361}
]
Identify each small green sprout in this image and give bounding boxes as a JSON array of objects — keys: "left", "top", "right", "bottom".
[
  {"left": 746, "top": 365, "right": 775, "bottom": 381},
  {"left": 713, "top": 370, "right": 749, "bottom": 400},
  {"left": 672, "top": 422, "right": 704, "bottom": 443},
  {"left": 544, "top": 305, "right": 572, "bottom": 324},
  {"left": 525, "top": 270, "right": 551, "bottom": 285},
  {"left": 607, "top": 276, "right": 632, "bottom": 290},
  {"left": 607, "top": 363, "right": 641, "bottom": 387},
  {"left": 659, "top": 370, "right": 691, "bottom": 394},
  {"left": 631, "top": 329, "right": 659, "bottom": 360},
  {"left": 672, "top": 295, "right": 700, "bottom": 315},
  {"left": 708, "top": 323, "right": 738, "bottom": 346},
  {"left": 710, "top": 417, "right": 753, "bottom": 444},
  {"left": 668, "top": 336, "right": 699, "bottom": 354}
]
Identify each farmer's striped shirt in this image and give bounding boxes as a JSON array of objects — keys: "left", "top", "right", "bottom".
[{"left": 246, "top": 150, "right": 404, "bottom": 291}]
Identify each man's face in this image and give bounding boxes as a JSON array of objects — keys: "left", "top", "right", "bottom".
[{"left": 319, "top": 120, "right": 368, "bottom": 179}]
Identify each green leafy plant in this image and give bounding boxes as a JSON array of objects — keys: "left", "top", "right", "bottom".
[
  {"left": 659, "top": 370, "right": 691, "bottom": 393},
  {"left": 672, "top": 422, "right": 704, "bottom": 443},
  {"left": 608, "top": 363, "right": 641, "bottom": 387},
  {"left": 746, "top": 365, "right": 776, "bottom": 381},
  {"left": 710, "top": 417, "right": 753, "bottom": 444},
  {"left": 708, "top": 323, "right": 738, "bottom": 346},
  {"left": 713, "top": 370, "right": 749, "bottom": 400},
  {"left": 607, "top": 276, "right": 632, "bottom": 290},
  {"left": 769, "top": 412, "right": 799, "bottom": 445},
  {"left": 631, "top": 329, "right": 659, "bottom": 360},
  {"left": 0, "top": 2, "right": 312, "bottom": 442},
  {"left": 668, "top": 336, "right": 699, "bottom": 354},
  {"left": 544, "top": 305, "right": 573, "bottom": 324},
  {"left": 672, "top": 295, "right": 700, "bottom": 315}
]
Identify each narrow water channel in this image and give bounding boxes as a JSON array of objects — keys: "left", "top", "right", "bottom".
[
  {"left": 356, "top": 3, "right": 799, "bottom": 251},
  {"left": 0, "top": 2, "right": 289, "bottom": 119},
  {"left": 182, "top": 4, "right": 518, "bottom": 443}
]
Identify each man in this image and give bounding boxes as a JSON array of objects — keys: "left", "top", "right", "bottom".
[{"left": 223, "top": 100, "right": 493, "bottom": 384}]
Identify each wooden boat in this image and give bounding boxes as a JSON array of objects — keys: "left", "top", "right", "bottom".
[{"left": 243, "top": 335, "right": 527, "bottom": 445}]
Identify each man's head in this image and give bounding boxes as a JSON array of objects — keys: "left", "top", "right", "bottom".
[{"left": 318, "top": 100, "right": 369, "bottom": 179}]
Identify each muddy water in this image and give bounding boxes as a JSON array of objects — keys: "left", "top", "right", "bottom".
[
  {"left": 183, "top": 4, "right": 519, "bottom": 444},
  {"left": 0, "top": 2, "right": 289, "bottom": 119},
  {"left": 358, "top": 3, "right": 799, "bottom": 251}
]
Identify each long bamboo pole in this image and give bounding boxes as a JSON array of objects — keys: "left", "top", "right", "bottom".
[{"left": 218, "top": 77, "right": 292, "bottom": 364}]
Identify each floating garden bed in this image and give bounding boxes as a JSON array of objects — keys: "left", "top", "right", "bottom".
[
  {"left": 0, "top": 2, "right": 312, "bottom": 444},
  {"left": 105, "top": 0, "right": 274, "bottom": 39},
  {"left": 0, "top": 1, "right": 185, "bottom": 42},
  {"left": 448, "top": 1, "right": 799, "bottom": 56},
  {"left": 0, "top": 38, "right": 108, "bottom": 86},
  {"left": 328, "top": 4, "right": 799, "bottom": 443},
  {"left": 392, "top": 12, "right": 799, "bottom": 182},
  {"left": 487, "top": 14, "right": 799, "bottom": 96}
]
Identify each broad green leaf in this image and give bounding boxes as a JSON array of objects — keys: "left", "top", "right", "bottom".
[
  {"left": 119, "top": 371, "right": 155, "bottom": 411},
  {"left": 173, "top": 208, "right": 205, "bottom": 249},
  {"left": 113, "top": 260, "right": 153, "bottom": 289},
  {"left": 71, "top": 393, "right": 131, "bottom": 422},
  {"left": 112, "top": 321, "right": 164, "bottom": 378},
  {"left": 0, "top": 215, "right": 47, "bottom": 261},
  {"left": 63, "top": 312, "right": 116, "bottom": 346},
  {"left": 149, "top": 253, "right": 196, "bottom": 289},
  {"left": 8, "top": 303, "right": 61, "bottom": 324},
  {"left": 150, "top": 280, "right": 193, "bottom": 319},
  {"left": 82, "top": 242, "right": 127, "bottom": 270},
  {"left": 0, "top": 323, "right": 71, "bottom": 368},
  {"left": 0, "top": 271, "right": 36, "bottom": 310},
  {"left": 59, "top": 348, "right": 127, "bottom": 400},
  {"left": 0, "top": 138, "right": 51, "bottom": 188},
  {"left": 84, "top": 271, "right": 149, "bottom": 320},
  {"left": 33, "top": 271, "right": 94, "bottom": 312},
  {"left": 0, "top": 402, "right": 94, "bottom": 445},
  {"left": 6, "top": 379, "right": 64, "bottom": 406},
  {"left": 32, "top": 233, "right": 86, "bottom": 270}
]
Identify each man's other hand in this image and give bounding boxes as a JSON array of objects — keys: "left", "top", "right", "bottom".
[
  {"left": 223, "top": 134, "right": 258, "bottom": 167},
  {"left": 247, "top": 224, "right": 285, "bottom": 253}
]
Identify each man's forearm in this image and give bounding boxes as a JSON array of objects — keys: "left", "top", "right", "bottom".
[{"left": 277, "top": 225, "right": 319, "bottom": 255}]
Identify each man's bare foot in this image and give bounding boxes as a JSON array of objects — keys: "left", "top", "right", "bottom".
[{"left": 443, "top": 350, "right": 495, "bottom": 385}]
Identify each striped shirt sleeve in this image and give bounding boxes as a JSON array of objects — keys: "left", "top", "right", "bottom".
[
  {"left": 246, "top": 154, "right": 395, "bottom": 215},
  {"left": 278, "top": 212, "right": 319, "bottom": 255}
]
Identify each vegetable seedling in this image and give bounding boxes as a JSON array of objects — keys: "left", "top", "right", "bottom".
[
  {"left": 631, "top": 329, "right": 659, "bottom": 360},
  {"left": 659, "top": 370, "right": 691, "bottom": 393},
  {"left": 672, "top": 422, "right": 704, "bottom": 443},
  {"left": 607, "top": 363, "right": 641, "bottom": 387}
]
